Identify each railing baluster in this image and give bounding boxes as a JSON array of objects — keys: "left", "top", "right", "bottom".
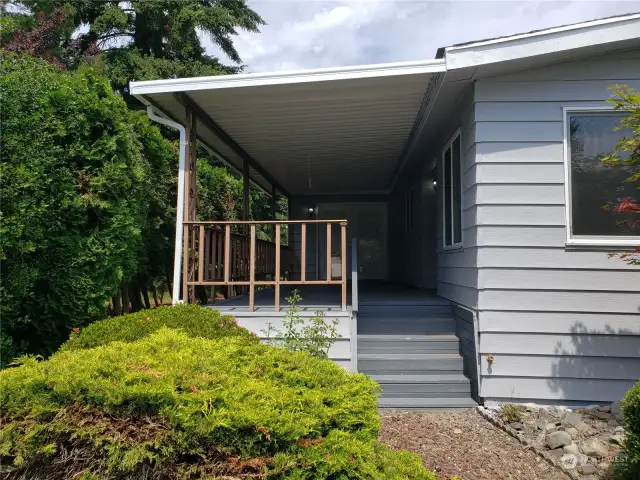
[
  {"left": 274, "top": 223, "right": 281, "bottom": 312},
  {"left": 326, "top": 223, "right": 331, "bottom": 282},
  {"left": 224, "top": 225, "right": 231, "bottom": 283},
  {"left": 341, "top": 222, "right": 347, "bottom": 311},
  {"left": 301, "top": 223, "right": 306, "bottom": 283},
  {"left": 249, "top": 225, "right": 256, "bottom": 312},
  {"left": 198, "top": 225, "right": 205, "bottom": 284}
]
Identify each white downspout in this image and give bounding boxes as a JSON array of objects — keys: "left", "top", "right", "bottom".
[{"left": 145, "top": 106, "right": 186, "bottom": 304}]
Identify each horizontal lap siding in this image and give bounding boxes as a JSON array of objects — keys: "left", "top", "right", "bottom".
[
  {"left": 436, "top": 86, "right": 480, "bottom": 308},
  {"left": 473, "top": 49, "right": 640, "bottom": 403}
]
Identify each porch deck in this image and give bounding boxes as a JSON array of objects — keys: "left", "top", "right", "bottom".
[{"left": 211, "top": 281, "right": 443, "bottom": 309}]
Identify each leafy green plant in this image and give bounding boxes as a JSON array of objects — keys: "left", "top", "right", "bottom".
[
  {"left": 263, "top": 289, "right": 341, "bottom": 359},
  {"left": 614, "top": 381, "right": 640, "bottom": 479},
  {"left": 59, "top": 304, "right": 254, "bottom": 352},
  {"left": 498, "top": 404, "right": 524, "bottom": 423},
  {"left": 0, "top": 328, "right": 434, "bottom": 479}
]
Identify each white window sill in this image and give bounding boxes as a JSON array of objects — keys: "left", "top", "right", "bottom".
[{"left": 565, "top": 241, "right": 640, "bottom": 251}]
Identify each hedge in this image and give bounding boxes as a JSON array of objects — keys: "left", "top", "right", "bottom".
[
  {"left": 59, "top": 304, "right": 254, "bottom": 352},
  {"left": 0, "top": 328, "right": 435, "bottom": 479}
]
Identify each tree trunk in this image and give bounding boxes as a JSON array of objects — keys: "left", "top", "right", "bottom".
[
  {"left": 165, "top": 273, "right": 173, "bottom": 300},
  {"left": 112, "top": 294, "right": 122, "bottom": 316},
  {"left": 129, "top": 283, "right": 143, "bottom": 313},
  {"left": 150, "top": 283, "right": 160, "bottom": 307},
  {"left": 121, "top": 284, "right": 130, "bottom": 314},
  {"left": 140, "top": 284, "right": 151, "bottom": 309}
]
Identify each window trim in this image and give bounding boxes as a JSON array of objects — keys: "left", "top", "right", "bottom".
[
  {"left": 442, "top": 129, "right": 463, "bottom": 250},
  {"left": 562, "top": 105, "right": 639, "bottom": 247}
]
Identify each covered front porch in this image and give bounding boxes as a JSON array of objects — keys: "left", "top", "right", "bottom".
[{"left": 130, "top": 60, "right": 446, "bottom": 312}]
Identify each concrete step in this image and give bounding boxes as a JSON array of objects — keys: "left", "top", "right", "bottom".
[
  {"left": 378, "top": 396, "right": 478, "bottom": 409},
  {"left": 370, "top": 373, "right": 470, "bottom": 384},
  {"left": 358, "top": 353, "right": 464, "bottom": 372},
  {"left": 358, "top": 334, "right": 460, "bottom": 353}
]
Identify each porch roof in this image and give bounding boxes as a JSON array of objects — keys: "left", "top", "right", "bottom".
[
  {"left": 131, "top": 59, "right": 445, "bottom": 196},
  {"left": 130, "top": 12, "right": 640, "bottom": 197}
]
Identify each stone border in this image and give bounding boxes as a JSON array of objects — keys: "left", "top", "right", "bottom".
[{"left": 476, "top": 406, "right": 581, "bottom": 480}]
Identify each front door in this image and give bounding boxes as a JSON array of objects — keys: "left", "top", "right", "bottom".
[{"left": 318, "top": 202, "right": 387, "bottom": 280}]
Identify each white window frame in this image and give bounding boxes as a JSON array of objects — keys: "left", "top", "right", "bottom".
[
  {"left": 442, "top": 129, "right": 463, "bottom": 250},
  {"left": 562, "top": 105, "right": 639, "bottom": 247}
]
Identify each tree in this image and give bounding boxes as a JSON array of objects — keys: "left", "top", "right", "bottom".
[
  {"left": 5, "top": 0, "right": 265, "bottom": 96},
  {"left": 604, "top": 86, "right": 640, "bottom": 265},
  {"left": 0, "top": 55, "right": 173, "bottom": 363}
]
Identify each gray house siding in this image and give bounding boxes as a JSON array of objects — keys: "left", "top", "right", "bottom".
[
  {"left": 472, "top": 49, "right": 640, "bottom": 404},
  {"left": 434, "top": 86, "right": 479, "bottom": 309}
]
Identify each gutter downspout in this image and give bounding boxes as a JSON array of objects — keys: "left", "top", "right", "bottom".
[{"left": 145, "top": 106, "right": 186, "bottom": 304}]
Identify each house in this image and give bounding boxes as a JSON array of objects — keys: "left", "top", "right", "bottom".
[{"left": 130, "top": 13, "right": 640, "bottom": 408}]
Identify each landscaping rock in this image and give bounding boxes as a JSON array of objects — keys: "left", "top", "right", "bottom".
[
  {"left": 614, "top": 426, "right": 625, "bottom": 434},
  {"left": 611, "top": 400, "right": 622, "bottom": 416},
  {"left": 609, "top": 434, "right": 625, "bottom": 446},
  {"left": 545, "top": 422, "right": 558, "bottom": 433},
  {"left": 563, "top": 412, "right": 582, "bottom": 428},
  {"left": 575, "top": 422, "right": 591, "bottom": 433},
  {"left": 588, "top": 410, "right": 611, "bottom": 421},
  {"left": 563, "top": 443, "right": 580, "bottom": 455},
  {"left": 547, "top": 431, "right": 573, "bottom": 449},
  {"left": 581, "top": 438, "right": 609, "bottom": 458},
  {"left": 565, "top": 427, "right": 578, "bottom": 437},
  {"left": 509, "top": 422, "right": 524, "bottom": 431},
  {"left": 578, "top": 464, "right": 598, "bottom": 475},
  {"left": 559, "top": 454, "right": 577, "bottom": 471}
]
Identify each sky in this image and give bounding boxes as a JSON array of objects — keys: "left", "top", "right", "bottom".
[{"left": 203, "top": 0, "right": 639, "bottom": 73}]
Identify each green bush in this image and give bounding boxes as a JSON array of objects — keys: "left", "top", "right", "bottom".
[
  {"left": 0, "top": 54, "right": 174, "bottom": 364},
  {"left": 59, "top": 304, "right": 254, "bottom": 352},
  {"left": 615, "top": 381, "right": 640, "bottom": 479},
  {"left": 0, "top": 329, "right": 434, "bottom": 479}
]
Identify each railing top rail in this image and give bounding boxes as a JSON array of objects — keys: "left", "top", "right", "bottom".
[{"left": 184, "top": 219, "right": 347, "bottom": 225}]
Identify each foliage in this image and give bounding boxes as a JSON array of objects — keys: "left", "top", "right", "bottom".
[
  {"left": 604, "top": 85, "right": 640, "bottom": 265},
  {"left": 263, "top": 289, "right": 341, "bottom": 359},
  {"left": 0, "top": 54, "right": 172, "bottom": 364},
  {"left": 7, "top": 0, "right": 264, "bottom": 96},
  {"left": 614, "top": 381, "right": 640, "bottom": 479},
  {"left": 497, "top": 404, "right": 524, "bottom": 423},
  {"left": 0, "top": 329, "right": 435, "bottom": 479},
  {"left": 59, "top": 304, "right": 253, "bottom": 352}
]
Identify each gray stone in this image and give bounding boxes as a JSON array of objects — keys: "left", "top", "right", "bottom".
[
  {"left": 589, "top": 410, "right": 611, "bottom": 420},
  {"left": 581, "top": 438, "right": 609, "bottom": 458},
  {"left": 611, "top": 400, "right": 623, "bottom": 416},
  {"left": 549, "top": 449, "right": 565, "bottom": 460},
  {"left": 597, "top": 406, "right": 611, "bottom": 413},
  {"left": 547, "top": 431, "right": 573, "bottom": 449},
  {"left": 563, "top": 443, "right": 580, "bottom": 455},
  {"left": 610, "top": 434, "right": 625, "bottom": 446},
  {"left": 598, "top": 461, "right": 610, "bottom": 471},
  {"left": 576, "top": 454, "right": 590, "bottom": 466},
  {"left": 575, "top": 422, "right": 591, "bottom": 433},
  {"left": 614, "top": 426, "right": 625, "bottom": 434},
  {"left": 545, "top": 422, "right": 558, "bottom": 433},
  {"left": 565, "top": 427, "right": 578, "bottom": 437},
  {"left": 595, "top": 421, "right": 608, "bottom": 430},
  {"left": 608, "top": 419, "right": 619, "bottom": 427},
  {"left": 578, "top": 465, "right": 597, "bottom": 475},
  {"left": 559, "top": 454, "right": 577, "bottom": 471},
  {"left": 562, "top": 411, "right": 582, "bottom": 427},
  {"left": 536, "top": 419, "right": 547, "bottom": 431},
  {"left": 509, "top": 422, "right": 524, "bottom": 431}
]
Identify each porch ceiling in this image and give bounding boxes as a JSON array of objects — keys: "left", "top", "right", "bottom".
[{"left": 131, "top": 60, "right": 445, "bottom": 195}]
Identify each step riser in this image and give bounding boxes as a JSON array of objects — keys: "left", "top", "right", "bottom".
[
  {"left": 378, "top": 398, "right": 478, "bottom": 409},
  {"left": 358, "top": 306, "right": 453, "bottom": 316},
  {"left": 379, "top": 384, "right": 471, "bottom": 395},
  {"left": 380, "top": 391, "right": 472, "bottom": 399},
  {"left": 358, "top": 323, "right": 456, "bottom": 335},
  {"left": 359, "top": 342, "right": 459, "bottom": 353},
  {"left": 359, "top": 359, "right": 464, "bottom": 372}
]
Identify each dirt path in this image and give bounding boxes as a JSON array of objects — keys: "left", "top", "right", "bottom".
[{"left": 379, "top": 409, "right": 570, "bottom": 480}]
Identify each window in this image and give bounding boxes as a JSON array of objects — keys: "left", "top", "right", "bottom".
[
  {"left": 442, "top": 131, "right": 462, "bottom": 248},
  {"left": 564, "top": 108, "right": 639, "bottom": 245},
  {"left": 406, "top": 189, "right": 414, "bottom": 233}
]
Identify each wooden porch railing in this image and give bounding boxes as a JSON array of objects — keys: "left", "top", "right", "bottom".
[{"left": 183, "top": 220, "right": 348, "bottom": 312}]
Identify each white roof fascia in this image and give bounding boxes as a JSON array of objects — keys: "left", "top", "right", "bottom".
[
  {"left": 445, "top": 13, "right": 640, "bottom": 70},
  {"left": 130, "top": 59, "right": 446, "bottom": 95}
]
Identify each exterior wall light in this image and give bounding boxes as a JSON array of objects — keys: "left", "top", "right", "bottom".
[{"left": 307, "top": 207, "right": 315, "bottom": 218}]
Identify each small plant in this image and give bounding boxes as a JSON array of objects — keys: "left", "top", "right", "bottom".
[
  {"left": 263, "top": 289, "right": 341, "bottom": 359},
  {"left": 498, "top": 404, "right": 524, "bottom": 423}
]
